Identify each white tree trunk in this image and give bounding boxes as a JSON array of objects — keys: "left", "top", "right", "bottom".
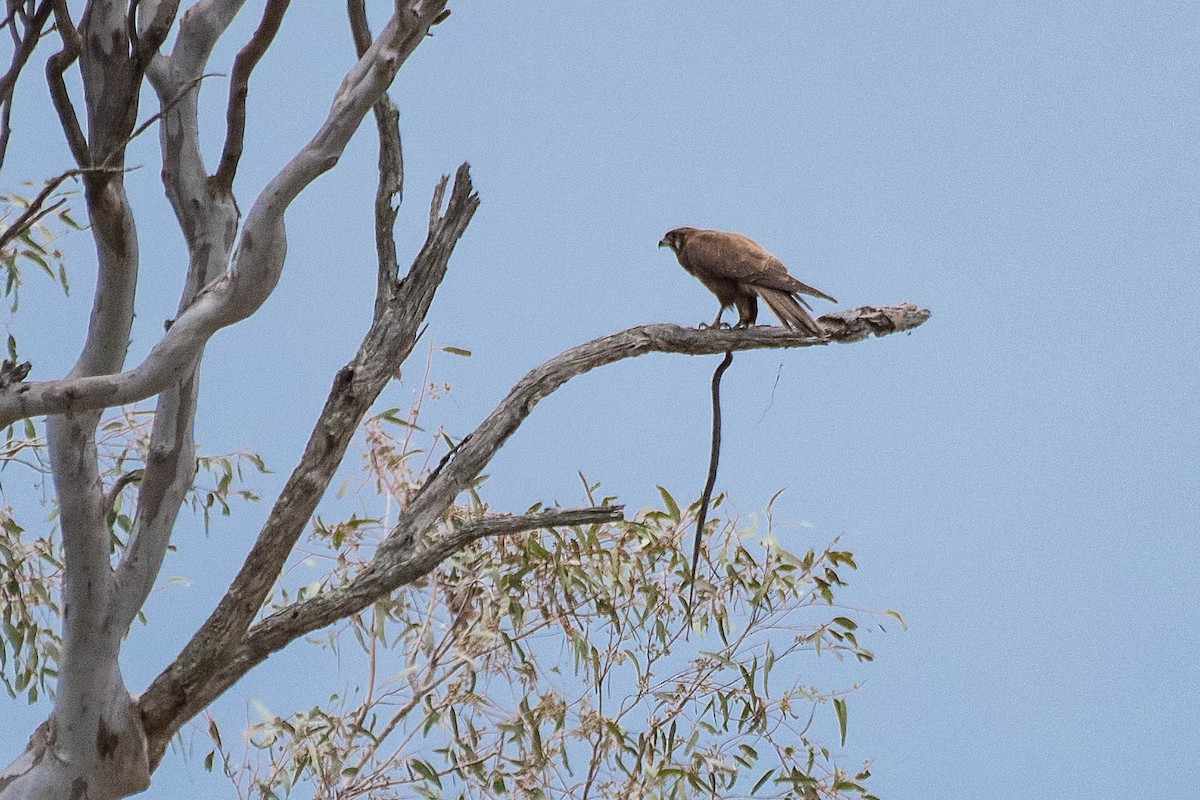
[{"left": 0, "top": 680, "right": 150, "bottom": 799}]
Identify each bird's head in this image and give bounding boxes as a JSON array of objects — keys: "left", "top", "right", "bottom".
[{"left": 658, "top": 228, "right": 689, "bottom": 253}]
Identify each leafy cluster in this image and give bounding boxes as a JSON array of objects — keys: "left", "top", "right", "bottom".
[
  {"left": 202, "top": 403, "right": 897, "bottom": 800},
  {"left": 0, "top": 406, "right": 267, "bottom": 700},
  {"left": 1, "top": 182, "right": 79, "bottom": 312},
  {"left": 0, "top": 500, "right": 59, "bottom": 703}
]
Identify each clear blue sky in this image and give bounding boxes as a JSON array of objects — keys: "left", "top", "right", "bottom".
[{"left": 3, "top": 3, "right": 1198, "bottom": 797}]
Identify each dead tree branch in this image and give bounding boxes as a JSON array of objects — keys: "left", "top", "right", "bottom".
[
  {"left": 377, "top": 303, "right": 932, "bottom": 568},
  {"left": 0, "top": 0, "right": 51, "bottom": 169},
  {"left": 138, "top": 161, "right": 478, "bottom": 765},
  {"left": 212, "top": 0, "right": 290, "bottom": 191},
  {"left": 348, "top": 0, "right": 405, "bottom": 310},
  {"left": 136, "top": 299, "right": 926, "bottom": 762}
]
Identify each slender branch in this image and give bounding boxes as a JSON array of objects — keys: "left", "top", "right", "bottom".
[
  {"left": 346, "top": 0, "right": 371, "bottom": 55},
  {"left": 377, "top": 303, "right": 932, "bottom": 567},
  {"left": 245, "top": 503, "right": 623, "bottom": 670},
  {"left": 112, "top": 370, "right": 199, "bottom": 630},
  {"left": 45, "top": 0, "right": 87, "bottom": 167},
  {"left": 348, "top": 0, "right": 405, "bottom": 312},
  {"left": 0, "top": 303, "right": 928, "bottom": 432},
  {"left": 147, "top": 1, "right": 246, "bottom": 263},
  {"left": 128, "top": 72, "right": 217, "bottom": 149},
  {"left": 212, "top": 0, "right": 290, "bottom": 192},
  {"left": 0, "top": 165, "right": 117, "bottom": 253},
  {"left": 103, "top": 468, "right": 144, "bottom": 517},
  {"left": 0, "top": 0, "right": 50, "bottom": 169}
]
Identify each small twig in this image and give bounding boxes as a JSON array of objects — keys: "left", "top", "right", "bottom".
[
  {"left": 213, "top": 0, "right": 291, "bottom": 191},
  {"left": 0, "top": 171, "right": 74, "bottom": 251},
  {"left": 119, "top": 72, "right": 219, "bottom": 158},
  {"left": 411, "top": 433, "right": 472, "bottom": 501},
  {"left": 104, "top": 469, "right": 144, "bottom": 519},
  {"left": 0, "top": 164, "right": 125, "bottom": 252},
  {"left": 757, "top": 363, "right": 783, "bottom": 424}
]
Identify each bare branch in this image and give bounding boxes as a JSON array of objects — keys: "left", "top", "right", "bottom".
[
  {"left": 348, "top": 0, "right": 405, "bottom": 310},
  {"left": 127, "top": 71, "right": 217, "bottom": 146},
  {"left": 112, "top": 371, "right": 199, "bottom": 630},
  {"left": 46, "top": 0, "right": 87, "bottom": 167},
  {"left": 346, "top": 0, "right": 371, "bottom": 56},
  {"left": 148, "top": 0, "right": 245, "bottom": 257},
  {"left": 212, "top": 0, "right": 290, "bottom": 192},
  {"left": 378, "top": 303, "right": 932, "bottom": 565},
  {"left": 0, "top": 0, "right": 51, "bottom": 169},
  {"left": 136, "top": 300, "right": 925, "bottom": 761},
  {"left": 160, "top": 0, "right": 247, "bottom": 79}
]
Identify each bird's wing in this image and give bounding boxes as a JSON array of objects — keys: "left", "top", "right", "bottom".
[
  {"left": 682, "top": 230, "right": 778, "bottom": 281},
  {"left": 684, "top": 229, "right": 836, "bottom": 303}
]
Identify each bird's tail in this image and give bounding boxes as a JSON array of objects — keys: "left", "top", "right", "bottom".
[{"left": 756, "top": 287, "right": 826, "bottom": 337}]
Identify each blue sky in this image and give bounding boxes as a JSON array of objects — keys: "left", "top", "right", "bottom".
[{"left": 3, "top": 2, "right": 1199, "bottom": 797}]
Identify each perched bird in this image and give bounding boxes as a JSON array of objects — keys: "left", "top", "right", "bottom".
[{"left": 658, "top": 227, "right": 836, "bottom": 337}]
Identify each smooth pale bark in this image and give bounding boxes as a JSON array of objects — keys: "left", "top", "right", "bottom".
[{"left": 0, "top": 2, "right": 451, "bottom": 798}]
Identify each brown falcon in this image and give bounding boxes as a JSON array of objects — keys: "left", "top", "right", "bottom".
[{"left": 658, "top": 227, "right": 836, "bottom": 337}]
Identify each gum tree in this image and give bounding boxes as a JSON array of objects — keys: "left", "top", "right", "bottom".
[{"left": 0, "top": 2, "right": 928, "bottom": 798}]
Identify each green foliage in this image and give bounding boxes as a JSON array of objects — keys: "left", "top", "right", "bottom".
[
  {"left": 214, "top": 411, "right": 894, "bottom": 800},
  {"left": 0, "top": 407, "right": 267, "bottom": 698},
  {"left": 0, "top": 505, "right": 61, "bottom": 703},
  {"left": 1, "top": 183, "right": 79, "bottom": 312}
]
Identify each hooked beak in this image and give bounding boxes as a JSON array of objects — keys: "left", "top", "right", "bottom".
[{"left": 657, "top": 239, "right": 669, "bottom": 248}]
